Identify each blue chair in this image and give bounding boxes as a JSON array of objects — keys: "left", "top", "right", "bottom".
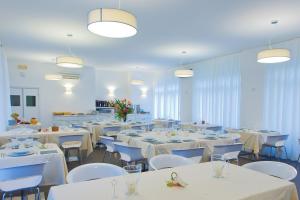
[
  {"left": 172, "top": 147, "right": 205, "bottom": 163},
  {"left": 59, "top": 134, "right": 84, "bottom": 163},
  {"left": 102, "top": 126, "right": 121, "bottom": 136},
  {"left": 113, "top": 142, "right": 146, "bottom": 169},
  {"left": 0, "top": 161, "right": 47, "bottom": 200},
  {"left": 262, "top": 135, "right": 289, "bottom": 159},
  {"left": 8, "top": 120, "right": 16, "bottom": 126},
  {"left": 130, "top": 125, "right": 146, "bottom": 131},
  {"left": 213, "top": 143, "right": 243, "bottom": 165},
  {"left": 206, "top": 126, "right": 223, "bottom": 132},
  {"left": 100, "top": 136, "right": 119, "bottom": 162}
]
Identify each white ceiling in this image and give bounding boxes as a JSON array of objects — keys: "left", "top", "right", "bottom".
[{"left": 1, "top": 0, "right": 300, "bottom": 71}]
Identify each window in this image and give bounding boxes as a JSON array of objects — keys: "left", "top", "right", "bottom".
[
  {"left": 153, "top": 74, "right": 180, "bottom": 120},
  {"left": 26, "top": 96, "right": 36, "bottom": 107},
  {"left": 10, "top": 95, "right": 20, "bottom": 106},
  {"left": 192, "top": 54, "right": 241, "bottom": 128}
]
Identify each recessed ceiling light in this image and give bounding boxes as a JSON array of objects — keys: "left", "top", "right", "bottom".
[{"left": 88, "top": 8, "right": 137, "bottom": 38}]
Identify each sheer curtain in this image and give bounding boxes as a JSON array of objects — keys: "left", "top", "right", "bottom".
[
  {"left": 264, "top": 39, "right": 300, "bottom": 160},
  {"left": 0, "top": 46, "right": 11, "bottom": 132},
  {"left": 192, "top": 54, "right": 241, "bottom": 128},
  {"left": 153, "top": 72, "right": 180, "bottom": 120}
]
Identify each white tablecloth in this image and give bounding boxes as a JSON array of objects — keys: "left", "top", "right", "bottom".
[
  {"left": 117, "top": 131, "right": 236, "bottom": 161},
  {"left": 85, "top": 122, "right": 154, "bottom": 146},
  {"left": 0, "top": 143, "right": 67, "bottom": 186},
  {"left": 48, "top": 163, "right": 298, "bottom": 200},
  {"left": 0, "top": 129, "right": 93, "bottom": 156},
  {"left": 227, "top": 129, "right": 280, "bottom": 155}
]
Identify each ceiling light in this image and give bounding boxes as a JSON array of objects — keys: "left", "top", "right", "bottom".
[
  {"left": 174, "top": 69, "right": 194, "bottom": 78},
  {"left": 130, "top": 79, "right": 144, "bottom": 85},
  {"left": 257, "top": 48, "right": 291, "bottom": 63},
  {"left": 257, "top": 20, "right": 290, "bottom": 64},
  {"left": 88, "top": 8, "right": 137, "bottom": 38},
  {"left": 45, "top": 74, "right": 63, "bottom": 81},
  {"left": 56, "top": 56, "right": 84, "bottom": 68}
]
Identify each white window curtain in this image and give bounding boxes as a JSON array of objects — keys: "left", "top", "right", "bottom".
[
  {"left": 264, "top": 39, "right": 300, "bottom": 160},
  {"left": 0, "top": 46, "right": 11, "bottom": 132},
  {"left": 192, "top": 54, "right": 241, "bottom": 128},
  {"left": 153, "top": 72, "right": 180, "bottom": 120}
]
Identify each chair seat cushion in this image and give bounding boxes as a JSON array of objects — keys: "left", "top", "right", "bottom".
[
  {"left": 0, "top": 175, "right": 42, "bottom": 192},
  {"left": 62, "top": 141, "right": 82, "bottom": 149}
]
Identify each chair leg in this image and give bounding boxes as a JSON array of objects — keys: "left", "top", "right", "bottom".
[
  {"left": 103, "top": 151, "right": 107, "bottom": 162},
  {"left": 77, "top": 148, "right": 82, "bottom": 164},
  {"left": 2, "top": 192, "right": 6, "bottom": 200},
  {"left": 284, "top": 146, "right": 288, "bottom": 160},
  {"left": 35, "top": 187, "right": 40, "bottom": 200}
]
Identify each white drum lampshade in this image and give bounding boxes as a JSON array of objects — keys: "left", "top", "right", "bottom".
[
  {"left": 174, "top": 69, "right": 194, "bottom": 78},
  {"left": 88, "top": 8, "right": 137, "bottom": 38},
  {"left": 45, "top": 74, "right": 63, "bottom": 81},
  {"left": 56, "top": 56, "right": 84, "bottom": 68},
  {"left": 257, "top": 48, "right": 290, "bottom": 63},
  {"left": 130, "top": 79, "right": 144, "bottom": 85}
]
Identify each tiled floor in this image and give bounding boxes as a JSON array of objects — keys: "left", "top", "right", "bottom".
[{"left": 5, "top": 148, "right": 300, "bottom": 199}]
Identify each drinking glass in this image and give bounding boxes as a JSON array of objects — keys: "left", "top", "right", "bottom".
[
  {"left": 211, "top": 154, "right": 226, "bottom": 178},
  {"left": 123, "top": 164, "right": 142, "bottom": 196}
]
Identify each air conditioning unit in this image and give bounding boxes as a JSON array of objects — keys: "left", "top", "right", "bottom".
[{"left": 60, "top": 73, "right": 80, "bottom": 80}]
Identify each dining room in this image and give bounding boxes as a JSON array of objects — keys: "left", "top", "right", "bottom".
[{"left": 0, "top": 0, "right": 300, "bottom": 200}]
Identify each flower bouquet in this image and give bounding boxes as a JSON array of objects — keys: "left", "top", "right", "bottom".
[{"left": 113, "top": 99, "right": 133, "bottom": 122}]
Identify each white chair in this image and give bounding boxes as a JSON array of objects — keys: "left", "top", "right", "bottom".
[
  {"left": 113, "top": 142, "right": 146, "bottom": 169},
  {"left": 59, "top": 134, "right": 83, "bottom": 163},
  {"left": 66, "top": 163, "right": 127, "bottom": 183},
  {"left": 0, "top": 161, "right": 47, "bottom": 200},
  {"left": 172, "top": 147, "right": 205, "bottom": 163},
  {"left": 99, "top": 136, "right": 119, "bottom": 162},
  {"left": 102, "top": 126, "right": 121, "bottom": 136},
  {"left": 243, "top": 161, "right": 297, "bottom": 181},
  {"left": 149, "top": 154, "right": 195, "bottom": 170},
  {"left": 213, "top": 143, "right": 243, "bottom": 165},
  {"left": 262, "top": 135, "right": 289, "bottom": 159}
]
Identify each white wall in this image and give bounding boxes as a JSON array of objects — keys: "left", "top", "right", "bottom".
[
  {"left": 8, "top": 60, "right": 157, "bottom": 127},
  {"left": 8, "top": 60, "right": 96, "bottom": 127},
  {"left": 178, "top": 38, "right": 299, "bottom": 129}
]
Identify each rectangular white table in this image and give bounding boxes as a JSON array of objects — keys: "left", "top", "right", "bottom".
[
  {"left": 85, "top": 122, "right": 154, "bottom": 146},
  {"left": 117, "top": 131, "right": 236, "bottom": 161},
  {"left": 0, "top": 143, "right": 68, "bottom": 186},
  {"left": 47, "top": 163, "right": 298, "bottom": 200},
  {"left": 0, "top": 128, "right": 93, "bottom": 156},
  {"left": 227, "top": 129, "right": 280, "bottom": 156}
]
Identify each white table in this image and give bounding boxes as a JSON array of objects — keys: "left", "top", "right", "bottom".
[
  {"left": 85, "top": 122, "right": 154, "bottom": 146},
  {"left": 0, "top": 143, "right": 68, "bottom": 186},
  {"left": 227, "top": 129, "right": 280, "bottom": 156},
  {"left": 180, "top": 122, "right": 219, "bottom": 131},
  {"left": 117, "top": 131, "right": 237, "bottom": 161},
  {"left": 48, "top": 163, "right": 298, "bottom": 200},
  {"left": 0, "top": 129, "right": 93, "bottom": 156}
]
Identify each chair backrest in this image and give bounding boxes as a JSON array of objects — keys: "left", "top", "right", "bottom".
[
  {"left": 59, "top": 134, "right": 84, "bottom": 145},
  {"left": 0, "top": 161, "right": 47, "bottom": 182},
  {"left": 114, "top": 142, "right": 143, "bottom": 162},
  {"left": 243, "top": 161, "right": 297, "bottom": 181},
  {"left": 206, "top": 126, "right": 223, "bottom": 132},
  {"left": 265, "top": 135, "right": 289, "bottom": 146},
  {"left": 131, "top": 125, "right": 144, "bottom": 131},
  {"left": 66, "top": 163, "right": 127, "bottom": 183},
  {"left": 172, "top": 147, "right": 205, "bottom": 163},
  {"left": 213, "top": 143, "right": 243, "bottom": 160},
  {"left": 100, "top": 136, "right": 115, "bottom": 152},
  {"left": 149, "top": 154, "right": 195, "bottom": 170},
  {"left": 102, "top": 126, "right": 121, "bottom": 134}
]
